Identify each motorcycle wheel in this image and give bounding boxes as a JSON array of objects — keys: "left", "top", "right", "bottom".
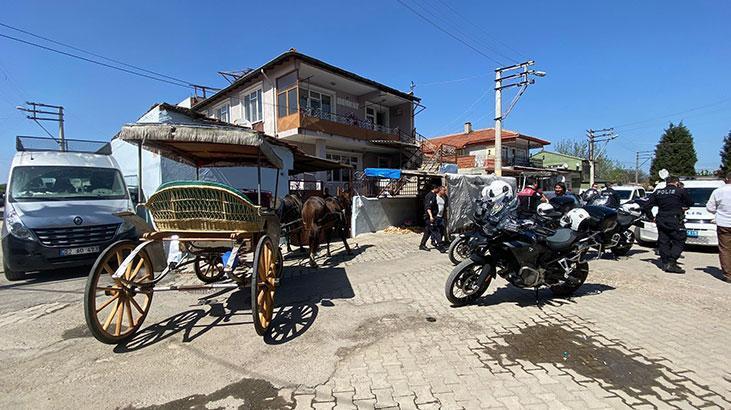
[
  {"left": 612, "top": 233, "right": 635, "bottom": 257},
  {"left": 445, "top": 259, "right": 492, "bottom": 306},
  {"left": 448, "top": 236, "right": 470, "bottom": 265},
  {"left": 550, "top": 262, "right": 589, "bottom": 297}
]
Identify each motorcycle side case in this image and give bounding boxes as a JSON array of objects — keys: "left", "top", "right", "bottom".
[{"left": 584, "top": 205, "right": 618, "bottom": 233}]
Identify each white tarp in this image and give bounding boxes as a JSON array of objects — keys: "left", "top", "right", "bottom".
[{"left": 446, "top": 173, "right": 517, "bottom": 232}]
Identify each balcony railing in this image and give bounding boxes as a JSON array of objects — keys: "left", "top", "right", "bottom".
[{"left": 300, "top": 107, "right": 398, "bottom": 136}]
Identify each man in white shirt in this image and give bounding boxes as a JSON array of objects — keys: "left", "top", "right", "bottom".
[{"left": 707, "top": 171, "right": 731, "bottom": 282}]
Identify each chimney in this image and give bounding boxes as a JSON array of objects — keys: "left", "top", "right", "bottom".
[{"left": 464, "top": 122, "right": 472, "bottom": 134}]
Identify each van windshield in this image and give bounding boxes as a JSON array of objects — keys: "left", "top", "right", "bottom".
[
  {"left": 685, "top": 187, "right": 715, "bottom": 207},
  {"left": 10, "top": 166, "right": 127, "bottom": 202}
]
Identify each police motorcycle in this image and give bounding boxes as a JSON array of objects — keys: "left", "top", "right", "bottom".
[
  {"left": 444, "top": 188, "right": 619, "bottom": 306},
  {"left": 447, "top": 181, "right": 513, "bottom": 265},
  {"left": 582, "top": 190, "right": 645, "bottom": 257}
]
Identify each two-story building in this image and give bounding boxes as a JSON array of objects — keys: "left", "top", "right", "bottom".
[
  {"left": 192, "top": 49, "right": 421, "bottom": 191},
  {"left": 428, "top": 122, "right": 550, "bottom": 174},
  {"left": 530, "top": 150, "right": 591, "bottom": 190}
]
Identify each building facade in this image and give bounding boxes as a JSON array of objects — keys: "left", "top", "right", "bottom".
[
  {"left": 530, "top": 150, "right": 590, "bottom": 191},
  {"left": 192, "top": 49, "right": 421, "bottom": 191},
  {"left": 428, "top": 123, "right": 551, "bottom": 175}
]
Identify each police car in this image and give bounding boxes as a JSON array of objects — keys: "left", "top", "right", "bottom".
[{"left": 636, "top": 178, "right": 724, "bottom": 246}]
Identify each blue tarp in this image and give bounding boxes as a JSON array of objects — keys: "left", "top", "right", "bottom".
[{"left": 364, "top": 168, "right": 402, "bottom": 179}]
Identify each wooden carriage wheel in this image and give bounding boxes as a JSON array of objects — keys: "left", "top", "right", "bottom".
[
  {"left": 84, "top": 240, "right": 154, "bottom": 344},
  {"left": 194, "top": 253, "right": 225, "bottom": 283},
  {"left": 252, "top": 235, "right": 277, "bottom": 336}
]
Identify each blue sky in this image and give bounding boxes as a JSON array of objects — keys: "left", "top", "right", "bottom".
[{"left": 1, "top": 0, "right": 729, "bottom": 182}]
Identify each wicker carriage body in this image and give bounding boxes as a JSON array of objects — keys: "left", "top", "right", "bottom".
[{"left": 145, "top": 181, "right": 264, "bottom": 232}]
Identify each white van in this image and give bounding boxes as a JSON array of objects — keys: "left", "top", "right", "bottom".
[
  {"left": 636, "top": 178, "right": 724, "bottom": 247},
  {"left": 2, "top": 138, "right": 137, "bottom": 280},
  {"left": 612, "top": 185, "right": 647, "bottom": 204}
]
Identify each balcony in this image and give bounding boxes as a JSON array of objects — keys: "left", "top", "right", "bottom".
[
  {"left": 456, "top": 155, "right": 533, "bottom": 169},
  {"left": 278, "top": 108, "right": 402, "bottom": 142}
]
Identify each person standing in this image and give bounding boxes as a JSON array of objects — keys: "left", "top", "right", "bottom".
[
  {"left": 517, "top": 177, "right": 547, "bottom": 218},
  {"left": 435, "top": 186, "right": 449, "bottom": 245},
  {"left": 643, "top": 176, "right": 693, "bottom": 273},
  {"left": 706, "top": 172, "right": 731, "bottom": 282},
  {"left": 419, "top": 185, "right": 441, "bottom": 251},
  {"left": 601, "top": 182, "right": 621, "bottom": 208}
]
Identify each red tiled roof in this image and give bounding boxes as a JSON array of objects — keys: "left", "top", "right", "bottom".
[{"left": 428, "top": 128, "right": 550, "bottom": 149}]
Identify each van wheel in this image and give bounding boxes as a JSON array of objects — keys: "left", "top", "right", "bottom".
[{"left": 3, "top": 262, "right": 25, "bottom": 281}]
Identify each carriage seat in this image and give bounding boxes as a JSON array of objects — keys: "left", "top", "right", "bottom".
[{"left": 146, "top": 180, "right": 264, "bottom": 232}]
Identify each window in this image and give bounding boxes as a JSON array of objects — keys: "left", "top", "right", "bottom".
[
  {"left": 9, "top": 166, "right": 127, "bottom": 202},
  {"left": 243, "top": 89, "right": 263, "bottom": 122},
  {"left": 276, "top": 72, "right": 298, "bottom": 117},
  {"left": 365, "top": 106, "right": 387, "bottom": 127},
  {"left": 326, "top": 153, "right": 360, "bottom": 182},
  {"left": 216, "top": 104, "right": 229, "bottom": 123},
  {"left": 300, "top": 90, "right": 333, "bottom": 116},
  {"left": 378, "top": 156, "right": 390, "bottom": 168}
]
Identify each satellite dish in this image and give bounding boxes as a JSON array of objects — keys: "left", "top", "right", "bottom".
[{"left": 659, "top": 169, "right": 669, "bottom": 180}]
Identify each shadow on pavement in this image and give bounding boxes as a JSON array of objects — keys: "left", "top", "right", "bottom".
[
  {"left": 474, "top": 282, "right": 615, "bottom": 308},
  {"left": 697, "top": 265, "right": 728, "bottom": 282},
  {"left": 290, "top": 244, "right": 373, "bottom": 267},
  {"left": 114, "top": 265, "right": 355, "bottom": 351},
  {"left": 0, "top": 266, "right": 90, "bottom": 294}
]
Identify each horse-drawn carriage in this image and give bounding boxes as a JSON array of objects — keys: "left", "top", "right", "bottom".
[{"left": 84, "top": 124, "right": 290, "bottom": 343}]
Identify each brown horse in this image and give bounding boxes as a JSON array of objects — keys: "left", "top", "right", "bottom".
[
  {"left": 281, "top": 193, "right": 304, "bottom": 253},
  {"left": 301, "top": 188, "right": 353, "bottom": 267}
]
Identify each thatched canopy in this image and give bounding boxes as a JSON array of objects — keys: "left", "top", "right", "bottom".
[{"left": 117, "top": 123, "right": 284, "bottom": 168}]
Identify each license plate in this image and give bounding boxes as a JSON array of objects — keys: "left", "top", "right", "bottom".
[
  {"left": 687, "top": 230, "right": 699, "bottom": 238},
  {"left": 60, "top": 246, "right": 100, "bottom": 256}
]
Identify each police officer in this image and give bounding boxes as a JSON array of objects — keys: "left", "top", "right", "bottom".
[
  {"left": 643, "top": 176, "right": 693, "bottom": 273},
  {"left": 601, "top": 182, "right": 621, "bottom": 208}
]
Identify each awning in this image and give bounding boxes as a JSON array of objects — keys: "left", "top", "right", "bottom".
[
  {"left": 116, "top": 123, "right": 284, "bottom": 169},
  {"left": 291, "top": 152, "right": 353, "bottom": 175},
  {"left": 364, "top": 168, "right": 402, "bottom": 179}
]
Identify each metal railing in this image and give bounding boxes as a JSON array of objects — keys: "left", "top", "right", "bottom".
[{"left": 300, "top": 107, "right": 398, "bottom": 136}]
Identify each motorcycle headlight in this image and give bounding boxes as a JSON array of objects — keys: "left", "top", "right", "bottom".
[{"left": 4, "top": 203, "right": 33, "bottom": 240}]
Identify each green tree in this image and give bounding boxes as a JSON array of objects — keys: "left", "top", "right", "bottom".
[
  {"left": 553, "top": 138, "right": 620, "bottom": 181},
  {"left": 718, "top": 130, "right": 731, "bottom": 177},
  {"left": 649, "top": 122, "right": 697, "bottom": 178}
]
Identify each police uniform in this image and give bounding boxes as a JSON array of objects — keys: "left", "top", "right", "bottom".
[{"left": 643, "top": 184, "right": 693, "bottom": 272}]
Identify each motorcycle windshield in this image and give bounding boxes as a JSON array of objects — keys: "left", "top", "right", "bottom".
[{"left": 489, "top": 195, "right": 518, "bottom": 223}]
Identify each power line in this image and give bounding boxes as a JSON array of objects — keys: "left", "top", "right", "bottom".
[
  {"left": 0, "top": 22, "right": 195, "bottom": 87},
  {"left": 394, "top": 0, "right": 505, "bottom": 65},
  {"left": 433, "top": 88, "right": 492, "bottom": 135},
  {"left": 431, "top": 0, "right": 526, "bottom": 62},
  {"left": 612, "top": 97, "right": 731, "bottom": 131},
  {"left": 417, "top": 73, "right": 491, "bottom": 87},
  {"left": 0, "top": 32, "right": 192, "bottom": 88},
  {"left": 418, "top": 0, "right": 519, "bottom": 64}
]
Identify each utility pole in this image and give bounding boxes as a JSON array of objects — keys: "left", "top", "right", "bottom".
[
  {"left": 635, "top": 150, "right": 653, "bottom": 185},
  {"left": 586, "top": 127, "right": 617, "bottom": 186},
  {"left": 16, "top": 102, "right": 66, "bottom": 151},
  {"left": 493, "top": 61, "right": 545, "bottom": 176}
]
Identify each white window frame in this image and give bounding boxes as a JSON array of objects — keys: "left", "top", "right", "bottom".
[
  {"left": 365, "top": 105, "right": 389, "bottom": 128},
  {"left": 300, "top": 87, "right": 335, "bottom": 118},
  {"left": 214, "top": 103, "right": 230, "bottom": 123},
  {"left": 241, "top": 87, "right": 263, "bottom": 123},
  {"left": 325, "top": 150, "right": 361, "bottom": 182}
]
